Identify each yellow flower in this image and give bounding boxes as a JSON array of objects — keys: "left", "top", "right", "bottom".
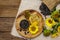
[
  {"left": 32, "top": 21, "right": 38, "bottom": 26},
  {"left": 29, "top": 22, "right": 38, "bottom": 35},
  {"left": 29, "top": 12, "right": 40, "bottom": 23},
  {"left": 29, "top": 25, "right": 38, "bottom": 35},
  {"left": 45, "top": 18, "right": 56, "bottom": 29},
  {"left": 57, "top": 26, "right": 60, "bottom": 33},
  {"left": 51, "top": 33, "right": 58, "bottom": 38}
]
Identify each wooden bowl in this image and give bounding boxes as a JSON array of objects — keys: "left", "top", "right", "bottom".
[{"left": 15, "top": 10, "right": 44, "bottom": 38}]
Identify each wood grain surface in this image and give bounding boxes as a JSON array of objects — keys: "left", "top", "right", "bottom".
[
  {"left": 0, "top": 0, "right": 26, "bottom": 40},
  {"left": 0, "top": 17, "right": 26, "bottom": 40},
  {"left": 0, "top": 0, "right": 21, "bottom": 17},
  {"left": 42, "top": 0, "right": 60, "bottom": 10}
]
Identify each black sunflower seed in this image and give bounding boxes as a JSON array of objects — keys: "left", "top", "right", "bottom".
[
  {"left": 24, "top": 32, "right": 27, "bottom": 35},
  {"left": 20, "top": 29, "right": 22, "bottom": 31},
  {"left": 27, "top": 31, "right": 29, "bottom": 33}
]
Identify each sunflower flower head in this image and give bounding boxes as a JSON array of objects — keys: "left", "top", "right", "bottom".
[
  {"left": 29, "top": 22, "right": 38, "bottom": 35},
  {"left": 57, "top": 26, "right": 60, "bottom": 36},
  {"left": 57, "top": 26, "right": 60, "bottom": 33},
  {"left": 45, "top": 18, "right": 56, "bottom": 29}
]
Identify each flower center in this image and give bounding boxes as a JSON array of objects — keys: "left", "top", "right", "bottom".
[
  {"left": 48, "top": 20, "right": 52, "bottom": 24},
  {"left": 31, "top": 26, "right": 36, "bottom": 31}
]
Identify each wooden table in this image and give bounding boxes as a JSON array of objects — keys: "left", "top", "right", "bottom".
[{"left": 0, "top": 0, "right": 25, "bottom": 40}]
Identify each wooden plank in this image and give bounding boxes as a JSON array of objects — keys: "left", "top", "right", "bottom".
[
  {"left": 0, "top": 17, "right": 15, "bottom": 31},
  {"left": 0, "top": 5, "right": 19, "bottom": 9},
  {"left": 0, "top": 17, "right": 27, "bottom": 40},
  {"left": 0, "top": 31, "right": 25, "bottom": 40},
  {"left": 0, "top": 0, "right": 21, "bottom": 6},
  {"left": 0, "top": 7, "right": 18, "bottom": 17},
  {"left": 0, "top": 0, "right": 21, "bottom": 17}
]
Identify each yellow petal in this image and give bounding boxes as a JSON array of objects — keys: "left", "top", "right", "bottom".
[
  {"left": 51, "top": 33, "right": 58, "bottom": 38},
  {"left": 29, "top": 13, "right": 40, "bottom": 23},
  {"left": 45, "top": 18, "right": 56, "bottom": 29},
  {"left": 29, "top": 25, "right": 38, "bottom": 35},
  {"left": 57, "top": 26, "right": 60, "bottom": 32}
]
